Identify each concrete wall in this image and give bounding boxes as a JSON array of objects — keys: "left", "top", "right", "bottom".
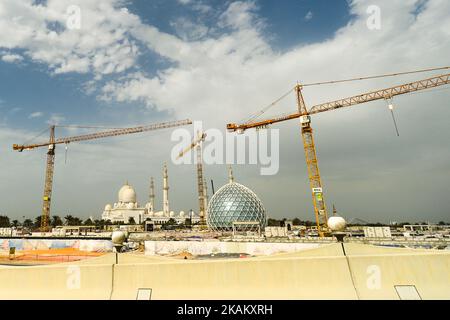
[
  {"left": 0, "top": 264, "right": 113, "bottom": 300},
  {"left": 111, "top": 255, "right": 357, "bottom": 300},
  {"left": 0, "top": 243, "right": 449, "bottom": 300},
  {"left": 344, "top": 243, "right": 450, "bottom": 300}
]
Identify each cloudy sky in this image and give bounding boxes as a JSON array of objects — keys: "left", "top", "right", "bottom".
[{"left": 0, "top": 0, "right": 449, "bottom": 223}]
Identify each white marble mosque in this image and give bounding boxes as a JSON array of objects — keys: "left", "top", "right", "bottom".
[{"left": 101, "top": 164, "right": 200, "bottom": 225}]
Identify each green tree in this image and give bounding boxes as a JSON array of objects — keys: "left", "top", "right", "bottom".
[
  {"left": 72, "top": 217, "right": 83, "bottom": 226},
  {"left": 84, "top": 218, "right": 94, "bottom": 226},
  {"left": 94, "top": 219, "right": 105, "bottom": 228},
  {"left": 11, "top": 219, "right": 20, "bottom": 227},
  {"left": 267, "top": 218, "right": 282, "bottom": 227},
  {"left": 128, "top": 217, "right": 136, "bottom": 225},
  {"left": 0, "top": 215, "right": 10, "bottom": 227},
  {"left": 23, "top": 219, "right": 33, "bottom": 229},
  {"left": 51, "top": 215, "right": 63, "bottom": 228},
  {"left": 64, "top": 215, "right": 74, "bottom": 225},
  {"left": 165, "top": 218, "right": 177, "bottom": 225},
  {"left": 33, "top": 216, "right": 42, "bottom": 229},
  {"left": 64, "top": 215, "right": 82, "bottom": 226},
  {"left": 304, "top": 220, "right": 315, "bottom": 227}
]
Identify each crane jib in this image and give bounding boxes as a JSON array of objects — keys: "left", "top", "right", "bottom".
[
  {"left": 12, "top": 119, "right": 192, "bottom": 232},
  {"left": 13, "top": 119, "right": 192, "bottom": 151}
]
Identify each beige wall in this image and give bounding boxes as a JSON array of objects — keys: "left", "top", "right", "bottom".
[
  {"left": 111, "top": 256, "right": 357, "bottom": 300},
  {"left": 0, "top": 243, "right": 449, "bottom": 300},
  {"left": 0, "top": 264, "right": 113, "bottom": 300}
]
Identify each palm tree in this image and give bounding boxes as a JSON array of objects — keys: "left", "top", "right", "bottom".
[
  {"left": 64, "top": 215, "right": 74, "bottom": 226},
  {"left": 23, "top": 219, "right": 33, "bottom": 229},
  {"left": 72, "top": 217, "right": 83, "bottom": 226},
  {"left": 84, "top": 218, "right": 94, "bottom": 226},
  {"left": 0, "top": 215, "right": 10, "bottom": 227},
  {"left": 51, "top": 216, "right": 63, "bottom": 228},
  {"left": 11, "top": 220, "right": 20, "bottom": 227},
  {"left": 33, "top": 216, "right": 42, "bottom": 229}
]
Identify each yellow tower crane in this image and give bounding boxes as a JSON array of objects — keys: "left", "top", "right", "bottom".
[
  {"left": 227, "top": 72, "right": 450, "bottom": 237},
  {"left": 177, "top": 131, "right": 208, "bottom": 226},
  {"left": 13, "top": 119, "right": 192, "bottom": 231}
]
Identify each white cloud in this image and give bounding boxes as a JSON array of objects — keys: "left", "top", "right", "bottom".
[
  {"left": 1, "top": 53, "right": 24, "bottom": 63},
  {"left": 1, "top": 0, "right": 450, "bottom": 221},
  {"left": 28, "top": 111, "right": 44, "bottom": 119},
  {"left": 0, "top": 0, "right": 141, "bottom": 76},
  {"left": 9, "top": 107, "right": 22, "bottom": 114},
  {"left": 99, "top": 0, "right": 450, "bottom": 130},
  {"left": 47, "top": 114, "right": 65, "bottom": 125},
  {"left": 218, "top": 1, "right": 262, "bottom": 30},
  {"left": 177, "top": 0, "right": 211, "bottom": 13},
  {"left": 304, "top": 11, "right": 313, "bottom": 21},
  {"left": 170, "top": 17, "right": 209, "bottom": 41},
  {"left": 96, "top": 0, "right": 450, "bottom": 222}
]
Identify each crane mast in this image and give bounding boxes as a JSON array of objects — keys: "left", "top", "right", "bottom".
[
  {"left": 296, "top": 86, "right": 328, "bottom": 235},
  {"left": 42, "top": 125, "right": 56, "bottom": 231},
  {"left": 203, "top": 177, "right": 208, "bottom": 210},
  {"left": 14, "top": 119, "right": 192, "bottom": 231},
  {"left": 196, "top": 140, "right": 206, "bottom": 224},
  {"left": 177, "top": 131, "right": 208, "bottom": 225}
]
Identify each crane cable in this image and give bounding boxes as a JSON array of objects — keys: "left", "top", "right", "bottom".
[
  {"left": 246, "top": 66, "right": 450, "bottom": 123},
  {"left": 22, "top": 127, "right": 50, "bottom": 146},
  {"left": 244, "top": 88, "right": 293, "bottom": 124},
  {"left": 56, "top": 125, "right": 124, "bottom": 130},
  {"left": 301, "top": 66, "right": 450, "bottom": 87}
]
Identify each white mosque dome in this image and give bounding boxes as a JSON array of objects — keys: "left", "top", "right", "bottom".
[
  {"left": 179, "top": 211, "right": 185, "bottom": 218},
  {"left": 118, "top": 183, "right": 137, "bottom": 203},
  {"left": 169, "top": 211, "right": 175, "bottom": 217},
  {"left": 104, "top": 204, "right": 112, "bottom": 211}
]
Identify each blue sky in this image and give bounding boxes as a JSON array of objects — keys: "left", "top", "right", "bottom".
[
  {"left": 0, "top": 0, "right": 449, "bottom": 223},
  {"left": 0, "top": 0, "right": 352, "bottom": 133}
]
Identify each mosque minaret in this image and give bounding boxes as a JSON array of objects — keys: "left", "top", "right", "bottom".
[
  {"left": 163, "top": 163, "right": 170, "bottom": 217},
  {"left": 149, "top": 177, "right": 155, "bottom": 213}
]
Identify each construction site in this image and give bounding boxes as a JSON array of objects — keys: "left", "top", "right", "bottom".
[{"left": 1, "top": 68, "right": 450, "bottom": 300}]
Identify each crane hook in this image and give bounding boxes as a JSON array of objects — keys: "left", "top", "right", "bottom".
[
  {"left": 64, "top": 143, "right": 69, "bottom": 164},
  {"left": 386, "top": 98, "right": 400, "bottom": 137}
]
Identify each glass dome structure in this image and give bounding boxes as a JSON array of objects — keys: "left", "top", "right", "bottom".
[{"left": 207, "top": 181, "right": 267, "bottom": 231}]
